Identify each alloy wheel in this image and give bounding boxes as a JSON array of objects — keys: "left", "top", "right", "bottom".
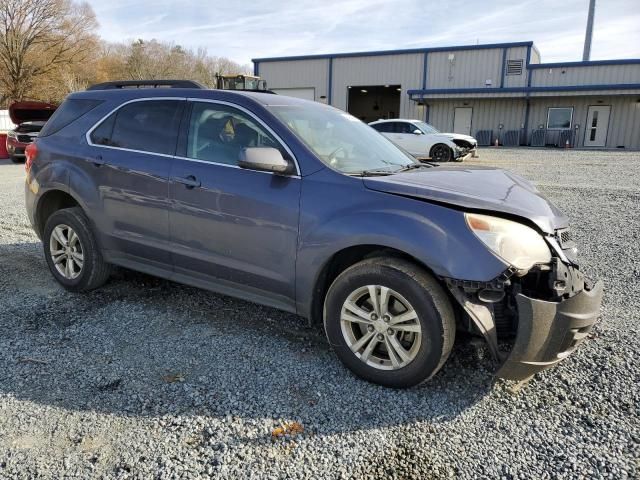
[
  {"left": 340, "top": 285, "right": 422, "bottom": 370},
  {"left": 49, "top": 224, "right": 84, "bottom": 280}
]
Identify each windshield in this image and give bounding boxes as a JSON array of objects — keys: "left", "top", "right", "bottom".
[
  {"left": 414, "top": 121, "right": 440, "bottom": 134},
  {"left": 268, "top": 105, "right": 417, "bottom": 174}
]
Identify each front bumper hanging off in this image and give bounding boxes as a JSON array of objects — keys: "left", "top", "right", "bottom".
[
  {"left": 448, "top": 266, "right": 603, "bottom": 382},
  {"left": 496, "top": 279, "right": 603, "bottom": 380}
]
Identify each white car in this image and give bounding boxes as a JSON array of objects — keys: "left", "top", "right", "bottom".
[{"left": 369, "top": 119, "right": 478, "bottom": 162}]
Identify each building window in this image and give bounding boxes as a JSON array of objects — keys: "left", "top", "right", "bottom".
[
  {"left": 506, "top": 59, "right": 523, "bottom": 75},
  {"left": 547, "top": 107, "right": 573, "bottom": 130}
]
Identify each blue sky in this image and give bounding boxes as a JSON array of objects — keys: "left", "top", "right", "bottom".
[{"left": 86, "top": 0, "right": 640, "bottom": 65}]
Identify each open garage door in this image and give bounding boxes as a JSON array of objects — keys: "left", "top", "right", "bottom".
[
  {"left": 271, "top": 88, "right": 315, "bottom": 101},
  {"left": 347, "top": 85, "right": 400, "bottom": 123}
]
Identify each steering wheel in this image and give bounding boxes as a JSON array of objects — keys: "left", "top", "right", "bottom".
[{"left": 327, "top": 146, "right": 347, "bottom": 167}]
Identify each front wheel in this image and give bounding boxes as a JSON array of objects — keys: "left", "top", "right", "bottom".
[
  {"left": 324, "top": 258, "right": 456, "bottom": 388},
  {"left": 9, "top": 155, "right": 23, "bottom": 163},
  {"left": 430, "top": 144, "right": 453, "bottom": 162}
]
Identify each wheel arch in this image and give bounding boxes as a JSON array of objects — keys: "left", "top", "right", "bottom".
[
  {"left": 429, "top": 142, "right": 455, "bottom": 160},
  {"left": 34, "top": 189, "right": 83, "bottom": 238},
  {"left": 307, "top": 244, "right": 442, "bottom": 326}
]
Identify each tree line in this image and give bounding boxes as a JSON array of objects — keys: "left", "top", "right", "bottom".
[{"left": 0, "top": 0, "right": 250, "bottom": 106}]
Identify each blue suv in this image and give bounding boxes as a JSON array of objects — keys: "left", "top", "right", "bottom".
[{"left": 25, "top": 81, "right": 602, "bottom": 388}]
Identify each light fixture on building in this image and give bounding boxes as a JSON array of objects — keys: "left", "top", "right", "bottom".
[
  {"left": 384, "top": 84, "right": 390, "bottom": 88},
  {"left": 396, "top": 88, "right": 401, "bottom": 92},
  {"left": 347, "top": 86, "right": 351, "bottom": 89},
  {"left": 361, "top": 89, "right": 368, "bottom": 93}
]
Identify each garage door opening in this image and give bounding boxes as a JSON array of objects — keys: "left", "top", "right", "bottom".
[{"left": 347, "top": 85, "right": 400, "bottom": 123}]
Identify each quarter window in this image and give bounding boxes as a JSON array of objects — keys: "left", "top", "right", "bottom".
[
  {"left": 90, "top": 100, "right": 184, "bottom": 155},
  {"left": 546, "top": 107, "right": 573, "bottom": 130},
  {"left": 186, "top": 102, "right": 285, "bottom": 166}
]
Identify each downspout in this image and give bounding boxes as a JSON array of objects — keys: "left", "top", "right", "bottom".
[{"left": 327, "top": 57, "right": 333, "bottom": 105}]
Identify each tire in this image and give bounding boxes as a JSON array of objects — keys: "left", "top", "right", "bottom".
[
  {"left": 9, "top": 155, "right": 23, "bottom": 163},
  {"left": 324, "top": 257, "right": 456, "bottom": 388},
  {"left": 430, "top": 144, "right": 453, "bottom": 162},
  {"left": 43, "top": 207, "right": 111, "bottom": 292}
]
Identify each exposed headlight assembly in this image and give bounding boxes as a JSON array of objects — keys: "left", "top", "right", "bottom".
[{"left": 465, "top": 213, "right": 551, "bottom": 272}]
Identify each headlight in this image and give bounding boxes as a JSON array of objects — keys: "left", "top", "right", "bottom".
[{"left": 465, "top": 213, "right": 551, "bottom": 272}]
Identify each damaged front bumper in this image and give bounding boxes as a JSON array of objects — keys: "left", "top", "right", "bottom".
[
  {"left": 448, "top": 263, "right": 603, "bottom": 382},
  {"left": 496, "top": 279, "right": 603, "bottom": 380}
]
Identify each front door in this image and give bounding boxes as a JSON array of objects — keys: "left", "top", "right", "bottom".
[
  {"left": 453, "top": 107, "right": 472, "bottom": 135},
  {"left": 584, "top": 105, "right": 611, "bottom": 147},
  {"left": 168, "top": 100, "right": 301, "bottom": 311}
]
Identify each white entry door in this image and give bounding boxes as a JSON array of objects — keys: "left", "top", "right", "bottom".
[
  {"left": 453, "top": 107, "right": 472, "bottom": 135},
  {"left": 584, "top": 105, "right": 611, "bottom": 147}
]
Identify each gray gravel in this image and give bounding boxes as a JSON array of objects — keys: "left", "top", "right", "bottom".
[{"left": 0, "top": 148, "right": 638, "bottom": 479}]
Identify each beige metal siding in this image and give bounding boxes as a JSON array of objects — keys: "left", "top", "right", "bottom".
[
  {"left": 528, "top": 96, "right": 640, "bottom": 149},
  {"left": 331, "top": 54, "right": 424, "bottom": 119},
  {"left": 426, "top": 48, "right": 503, "bottom": 89},
  {"left": 531, "top": 64, "right": 640, "bottom": 87},
  {"left": 428, "top": 99, "right": 527, "bottom": 139},
  {"left": 257, "top": 59, "right": 330, "bottom": 102},
  {"left": 503, "top": 46, "right": 529, "bottom": 88}
]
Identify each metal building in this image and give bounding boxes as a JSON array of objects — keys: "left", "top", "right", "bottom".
[{"left": 253, "top": 41, "right": 640, "bottom": 149}]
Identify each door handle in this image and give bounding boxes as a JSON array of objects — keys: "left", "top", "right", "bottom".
[{"left": 172, "top": 175, "right": 201, "bottom": 188}]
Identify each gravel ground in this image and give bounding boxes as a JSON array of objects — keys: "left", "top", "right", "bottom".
[{"left": 0, "top": 148, "right": 638, "bottom": 479}]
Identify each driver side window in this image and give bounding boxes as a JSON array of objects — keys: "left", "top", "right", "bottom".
[{"left": 186, "top": 102, "right": 284, "bottom": 166}]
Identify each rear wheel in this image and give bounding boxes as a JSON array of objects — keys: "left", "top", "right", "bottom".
[
  {"left": 324, "top": 258, "right": 455, "bottom": 388},
  {"left": 430, "top": 144, "right": 453, "bottom": 162},
  {"left": 43, "top": 207, "right": 111, "bottom": 292}
]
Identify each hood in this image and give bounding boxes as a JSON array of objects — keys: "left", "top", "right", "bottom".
[
  {"left": 437, "top": 133, "right": 477, "bottom": 143},
  {"left": 363, "top": 166, "right": 568, "bottom": 233},
  {"left": 9, "top": 101, "right": 57, "bottom": 125}
]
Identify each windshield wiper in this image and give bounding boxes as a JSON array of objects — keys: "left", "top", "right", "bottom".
[
  {"left": 394, "top": 162, "right": 436, "bottom": 172},
  {"left": 355, "top": 168, "right": 396, "bottom": 177}
]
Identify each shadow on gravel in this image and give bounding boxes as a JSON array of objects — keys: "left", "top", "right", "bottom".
[{"left": 0, "top": 240, "right": 494, "bottom": 437}]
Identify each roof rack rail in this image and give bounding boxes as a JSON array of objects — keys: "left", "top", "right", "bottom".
[{"left": 86, "top": 80, "right": 205, "bottom": 91}]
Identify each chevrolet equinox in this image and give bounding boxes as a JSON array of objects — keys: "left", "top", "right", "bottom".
[{"left": 24, "top": 80, "right": 603, "bottom": 388}]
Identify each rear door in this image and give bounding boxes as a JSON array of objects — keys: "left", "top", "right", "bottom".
[
  {"left": 168, "top": 100, "right": 301, "bottom": 310},
  {"left": 86, "top": 98, "right": 185, "bottom": 267}
]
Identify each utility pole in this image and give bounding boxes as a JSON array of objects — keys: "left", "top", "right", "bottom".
[{"left": 582, "top": 0, "right": 596, "bottom": 61}]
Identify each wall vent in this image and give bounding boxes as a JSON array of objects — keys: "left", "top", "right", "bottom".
[{"left": 506, "top": 59, "right": 524, "bottom": 75}]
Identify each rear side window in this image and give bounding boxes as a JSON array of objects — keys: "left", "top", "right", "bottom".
[
  {"left": 372, "top": 122, "right": 393, "bottom": 133},
  {"left": 39, "top": 99, "right": 103, "bottom": 137},
  {"left": 90, "top": 100, "right": 184, "bottom": 155}
]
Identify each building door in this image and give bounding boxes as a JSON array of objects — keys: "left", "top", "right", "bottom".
[
  {"left": 453, "top": 107, "right": 472, "bottom": 135},
  {"left": 584, "top": 105, "right": 611, "bottom": 147}
]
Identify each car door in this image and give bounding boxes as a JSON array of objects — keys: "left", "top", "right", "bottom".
[
  {"left": 86, "top": 98, "right": 185, "bottom": 268},
  {"left": 168, "top": 100, "right": 301, "bottom": 310},
  {"left": 389, "top": 122, "right": 426, "bottom": 156}
]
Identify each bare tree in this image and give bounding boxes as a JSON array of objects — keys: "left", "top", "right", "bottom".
[{"left": 0, "top": 0, "right": 97, "bottom": 103}]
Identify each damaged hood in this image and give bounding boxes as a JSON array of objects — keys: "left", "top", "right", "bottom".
[{"left": 363, "top": 166, "right": 568, "bottom": 233}]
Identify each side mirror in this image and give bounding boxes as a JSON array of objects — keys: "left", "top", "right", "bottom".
[
  {"left": 412, "top": 129, "right": 423, "bottom": 135},
  {"left": 238, "top": 147, "right": 293, "bottom": 174}
]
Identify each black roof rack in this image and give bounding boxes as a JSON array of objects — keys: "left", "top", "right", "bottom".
[{"left": 86, "top": 80, "right": 206, "bottom": 91}]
